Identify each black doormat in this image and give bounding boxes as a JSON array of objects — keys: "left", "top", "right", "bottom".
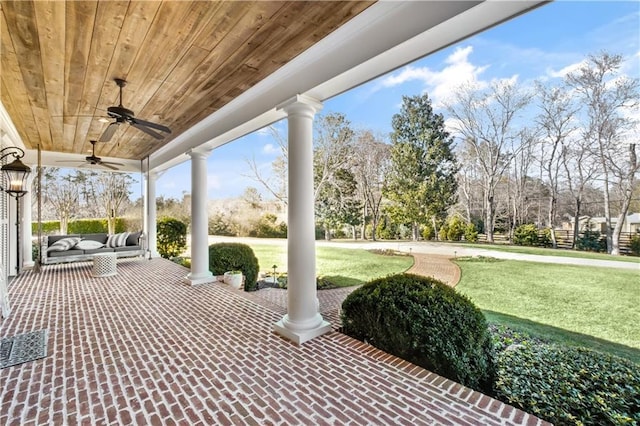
[{"left": 0, "top": 329, "right": 48, "bottom": 369}]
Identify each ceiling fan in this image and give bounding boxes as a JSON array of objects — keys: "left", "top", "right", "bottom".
[
  {"left": 57, "top": 140, "right": 124, "bottom": 170},
  {"left": 99, "top": 78, "right": 172, "bottom": 142}
]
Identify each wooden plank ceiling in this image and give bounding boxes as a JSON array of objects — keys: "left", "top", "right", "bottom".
[{"left": 1, "top": 1, "right": 373, "bottom": 161}]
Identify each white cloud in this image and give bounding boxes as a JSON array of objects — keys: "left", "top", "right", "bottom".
[
  {"left": 377, "top": 45, "right": 490, "bottom": 107},
  {"left": 262, "top": 143, "right": 279, "bottom": 155},
  {"left": 547, "top": 59, "right": 587, "bottom": 79}
]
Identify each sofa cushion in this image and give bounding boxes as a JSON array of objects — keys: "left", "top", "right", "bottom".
[
  {"left": 75, "top": 239, "right": 105, "bottom": 250},
  {"left": 126, "top": 231, "right": 141, "bottom": 246},
  {"left": 48, "top": 234, "right": 80, "bottom": 245},
  {"left": 106, "top": 232, "right": 130, "bottom": 248},
  {"left": 82, "top": 233, "right": 108, "bottom": 244},
  {"left": 47, "top": 237, "right": 81, "bottom": 252},
  {"left": 48, "top": 248, "right": 84, "bottom": 258}
]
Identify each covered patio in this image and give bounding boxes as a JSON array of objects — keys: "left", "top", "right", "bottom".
[{"left": 1, "top": 258, "right": 547, "bottom": 425}]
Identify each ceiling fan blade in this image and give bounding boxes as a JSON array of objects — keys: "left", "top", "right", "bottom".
[
  {"left": 131, "top": 122, "right": 165, "bottom": 139},
  {"left": 132, "top": 117, "right": 171, "bottom": 134},
  {"left": 101, "top": 160, "right": 125, "bottom": 166},
  {"left": 99, "top": 163, "right": 119, "bottom": 171},
  {"left": 99, "top": 122, "right": 119, "bottom": 142}
]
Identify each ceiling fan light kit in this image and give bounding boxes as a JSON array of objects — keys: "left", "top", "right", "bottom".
[
  {"left": 57, "top": 140, "right": 124, "bottom": 171},
  {"left": 99, "top": 78, "right": 172, "bottom": 142}
]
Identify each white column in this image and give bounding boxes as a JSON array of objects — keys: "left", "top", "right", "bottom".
[
  {"left": 274, "top": 95, "right": 331, "bottom": 344},
  {"left": 144, "top": 170, "right": 161, "bottom": 258},
  {"left": 21, "top": 174, "right": 34, "bottom": 269},
  {"left": 184, "top": 148, "right": 214, "bottom": 285}
]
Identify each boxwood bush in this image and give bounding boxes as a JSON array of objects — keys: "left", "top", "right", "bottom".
[
  {"left": 495, "top": 344, "right": 640, "bottom": 425},
  {"left": 341, "top": 273, "right": 495, "bottom": 393},
  {"left": 208, "top": 243, "right": 259, "bottom": 291}
]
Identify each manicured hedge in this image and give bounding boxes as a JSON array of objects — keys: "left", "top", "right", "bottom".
[
  {"left": 208, "top": 243, "right": 259, "bottom": 291},
  {"left": 495, "top": 344, "right": 640, "bottom": 425},
  {"left": 341, "top": 273, "right": 495, "bottom": 392}
]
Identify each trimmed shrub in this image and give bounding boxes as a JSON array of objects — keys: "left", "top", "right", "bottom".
[
  {"left": 464, "top": 223, "right": 478, "bottom": 242},
  {"left": 446, "top": 216, "right": 466, "bottom": 241},
  {"left": 208, "top": 243, "right": 259, "bottom": 291},
  {"left": 513, "top": 224, "right": 539, "bottom": 246},
  {"left": 421, "top": 223, "right": 435, "bottom": 240},
  {"left": 157, "top": 217, "right": 187, "bottom": 259},
  {"left": 495, "top": 344, "right": 640, "bottom": 425},
  {"left": 576, "top": 229, "right": 607, "bottom": 252},
  {"left": 341, "top": 273, "right": 495, "bottom": 392},
  {"left": 31, "top": 220, "right": 61, "bottom": 235}
]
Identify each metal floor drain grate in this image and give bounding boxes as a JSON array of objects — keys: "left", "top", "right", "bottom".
[{"left": 0, "top": 330, "right": 48, "bottom": 369}]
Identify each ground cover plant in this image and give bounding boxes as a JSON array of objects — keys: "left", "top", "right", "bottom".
[
  {"left": 455, "top": 257, "right": 640, "bottom": 363},
  {"left": 248, "top": 244, "right": 413, "bottom": 287},
  {"left": 494, "top": 338, "right": 640, "bottom": 425}
]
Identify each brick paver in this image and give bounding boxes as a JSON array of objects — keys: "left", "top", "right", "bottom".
[
  {"left": 407, "top": 254, "right": 461, "bottom": 287},
  {"left": 1, "top": 258, "right": 548, "bottom": 425}
]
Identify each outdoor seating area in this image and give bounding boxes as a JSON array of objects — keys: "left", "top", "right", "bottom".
[
  {"left": 40, "top": 232, "right": 144, "bottom": 265},
  {"left": 0, "top": 257, "right": 547, "bottom": 425}
]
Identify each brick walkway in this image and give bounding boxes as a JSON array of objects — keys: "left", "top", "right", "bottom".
[
  {"left": 1, "top": 258, "right": 548, "bottom": 425},
  {"left": 407, "top": 254, "right": 461, "bottom": 287}
]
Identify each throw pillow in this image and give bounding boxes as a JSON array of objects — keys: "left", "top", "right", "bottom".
[
  {"left": 75, "top": 239, "right": 105, "bottom": 250},
  {"left": 106, "top": 232, "right": 130, "bottom": 248},
  {"left": 47, "top": 237, "right": 81, "bottom": 252}
]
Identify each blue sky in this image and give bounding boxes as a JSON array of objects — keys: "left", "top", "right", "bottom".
[{"left": 150, "top": 1, "right": 639, "bottom": 201}]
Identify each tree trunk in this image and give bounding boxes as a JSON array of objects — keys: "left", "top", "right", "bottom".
[
  {"left": 571, "top": 198, "right": 581, "bottom": 249},
  {"left": 324, "top": 225, "right": 331, "bottom": 241},
  {"left": 371, "top": 217, "right": 377, "bottom": 242},
  {"left": 352, "top": 225, "right": 357, "bottom": 240},
  {"left": 602, "top": 170, "right": 613, "bottom": 253},
  {"left": 431, "top": 216, "right": 438, "bottom": 242},
  {"left": 485, "top": 194, "right": 495, "bottom": 243},
  {"left": 412, "top": 222, "right": 419, "bottom": 241},
  {"left": 548, "top": 196, "right": 557, "bottom": 249},
  {"left": 60, "top": 217, "right": 68, "bottom": 235}
]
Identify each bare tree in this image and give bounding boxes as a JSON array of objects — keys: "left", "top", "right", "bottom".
[
  {"left": 535, "top": 82, "right": 578, "bottom": 248},
  {"left": 93, "top": 172, "right": 133, "bottom": 234},
  {"left": 352, "top": 130, "right": 390, "bottom": 240},
  {"left": 447, "top": 80, "right": 532, "bottom": 242},
  {"left": 566, "top": 52, "right": 640, "bottom": 254},
  {"left": 44, "top": 168, "right": 79, "bottom": 234},
  {"left": 245, "top": 125, "right": 288, "bottom": 208}
]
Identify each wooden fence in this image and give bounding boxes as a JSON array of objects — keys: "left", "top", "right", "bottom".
[{"left": 477, "top": 230, "right": 637, "bottom": 254}]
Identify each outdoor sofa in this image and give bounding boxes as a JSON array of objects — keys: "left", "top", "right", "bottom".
[{"left": 40, "top": 232, "right": 145, "bottom": 265}]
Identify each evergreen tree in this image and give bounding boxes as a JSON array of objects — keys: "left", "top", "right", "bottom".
[{"left": 384, "top": 94, "right": 458, "bottom": 240}]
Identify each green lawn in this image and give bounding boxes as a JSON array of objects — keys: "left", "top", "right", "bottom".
[
  {"left": 455, "top": 242, "right": 640, "bottom": 263},
  {"left": 455, "top": 257, "right": 640, "bottom": 363},
  {"left": 249, "top": 244, "right": 413, "bottom": 287}
]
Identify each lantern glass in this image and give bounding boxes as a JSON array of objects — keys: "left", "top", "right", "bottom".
[{"left": 1, "top": 157, "right": 31, "bottom": 194}]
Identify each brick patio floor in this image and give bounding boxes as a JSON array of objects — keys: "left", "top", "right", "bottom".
[{"left": 1, "top": 258, "right": 548, "bottom": 425}]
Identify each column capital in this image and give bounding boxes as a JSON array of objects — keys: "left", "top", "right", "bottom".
[
  {"left": 277, "top": 94, "right": 323, "bottom": 116},
  {"left": 186, "top": 147, "right": 213, "bottom": 160}
]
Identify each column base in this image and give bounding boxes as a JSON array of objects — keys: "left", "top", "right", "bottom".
[
  {"left": 183, "top": 271, "right": 215, "bottom": 286},
  {"left": 273, "top": 317, "right": 332, "bottom": 345},
  {"left": 22, "top": 261, "right": 35, "bottom": 270}
]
